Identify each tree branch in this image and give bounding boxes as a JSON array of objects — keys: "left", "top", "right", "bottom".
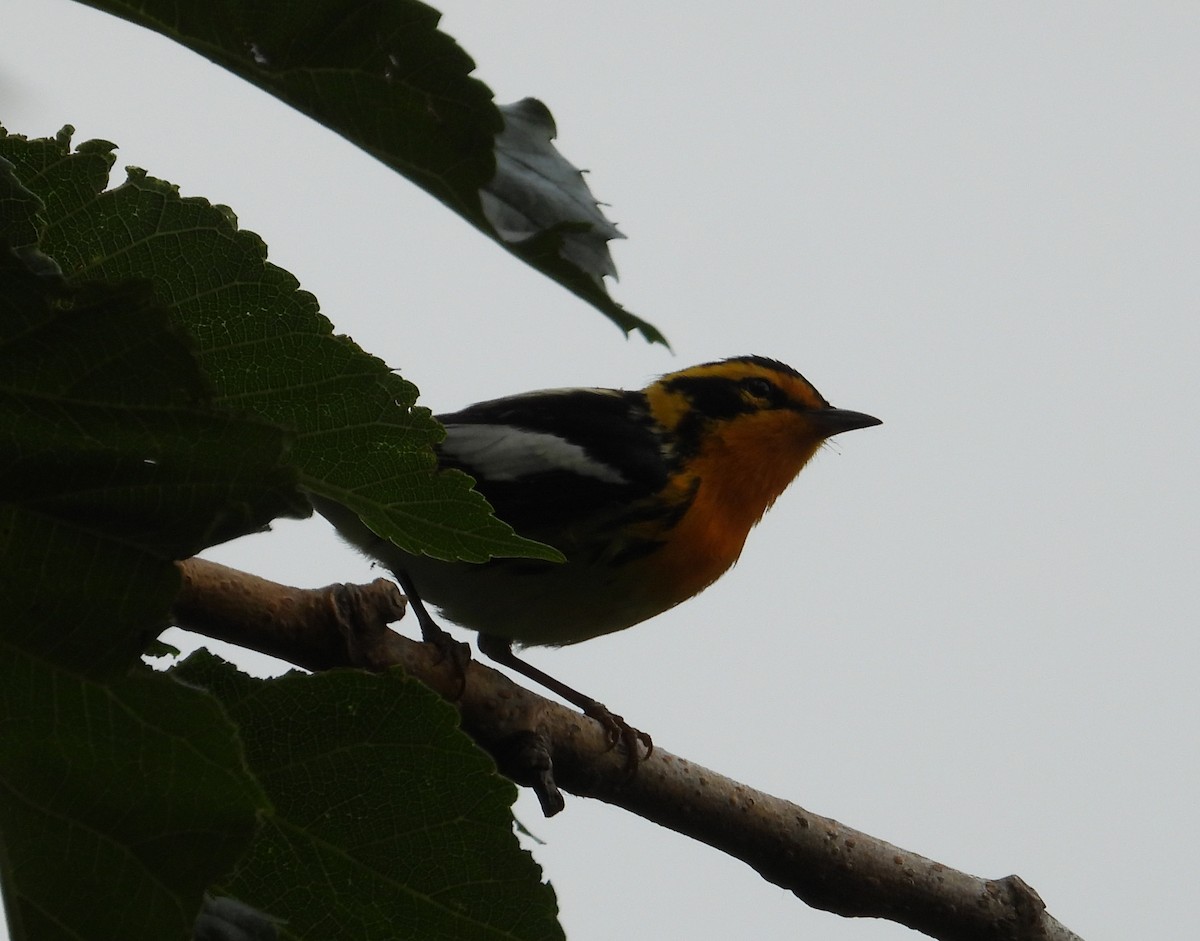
[{"left": 172, "top": 558, "right": 1084, "bottom": 941}]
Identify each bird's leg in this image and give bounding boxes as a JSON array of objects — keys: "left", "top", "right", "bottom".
[
  {"left": 394, "top": 576, "right": 565, "bottom": 813},
  {"left": 476, "top": 633, "right": 653, "bottom": 770},
  {"left": 394, "top": 569, "right": 470, "bottom": 697}
]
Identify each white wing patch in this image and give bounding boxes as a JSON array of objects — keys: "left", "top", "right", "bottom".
[{"left": 441, "top": 424, "right": 627, "bottom": 484}]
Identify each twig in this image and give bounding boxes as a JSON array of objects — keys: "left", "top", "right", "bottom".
[{"left": 172, "top": 558, "right": 1084, "bottom": 941}]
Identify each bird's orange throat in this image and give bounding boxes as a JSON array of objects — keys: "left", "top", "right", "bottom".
[{"left": 636, "top": 410, "right": 826, "bottom": 609}]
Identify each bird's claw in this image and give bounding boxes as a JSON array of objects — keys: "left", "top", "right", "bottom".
[{"left": 584, "top": 703, "right": 653, "bottom": 772}]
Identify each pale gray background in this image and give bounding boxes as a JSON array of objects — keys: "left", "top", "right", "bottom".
[{"left": 4, "top": 2, "right": 1198, "bottom": 938}]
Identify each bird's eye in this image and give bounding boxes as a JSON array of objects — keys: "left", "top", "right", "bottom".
[{"left": 741, "top": 377, "right": 776, "bottom": 402}]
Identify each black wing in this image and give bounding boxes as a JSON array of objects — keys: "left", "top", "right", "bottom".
[{"left": 436, "top": 388, "right": 668, "bottom": 535}]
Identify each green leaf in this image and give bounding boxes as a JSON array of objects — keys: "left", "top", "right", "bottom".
[
  {"left": 0, "top": 125, "right": 558, "bottom": 562},
  {"left": 0, "top": 655, "right": 270, "bottom": 941},
  {"left": 75, "top": 0, "right": 664, "bottom": 343},
  {"left": 0, "top": 239, "right": 300, "bottom": 938},
  {"left": 0, "top": 242, "right": 304, "bottom": 673},
  {"left": 175, "top": 652, "right": 564, "bottom": 941},
  {"left": 0, "top": 240, "right": 295, "bottom": 937},
  {"left": 0, "top": 153, "right": 45, "bottom": 245}
]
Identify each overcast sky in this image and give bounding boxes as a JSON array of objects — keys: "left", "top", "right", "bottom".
[{"left": 4, "top": 2, "right": 1198, "bottom": 939}]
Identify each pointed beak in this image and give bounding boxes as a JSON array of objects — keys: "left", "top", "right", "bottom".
[{"left": 811, "top": 407, "right": 882, "bottom": 437}]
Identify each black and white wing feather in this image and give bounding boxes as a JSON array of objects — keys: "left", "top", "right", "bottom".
[{"left": 436, "top": 387, "right": 668, "bottom": 535}]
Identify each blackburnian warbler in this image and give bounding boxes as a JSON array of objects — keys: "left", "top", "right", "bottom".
[{"left": 317, "top": 355, "right": 880, "bottom": 755}]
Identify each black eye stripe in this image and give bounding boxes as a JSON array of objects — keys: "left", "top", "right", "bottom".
[{"left": 665, "top": 374, "right": 795, "bottom": 421}]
